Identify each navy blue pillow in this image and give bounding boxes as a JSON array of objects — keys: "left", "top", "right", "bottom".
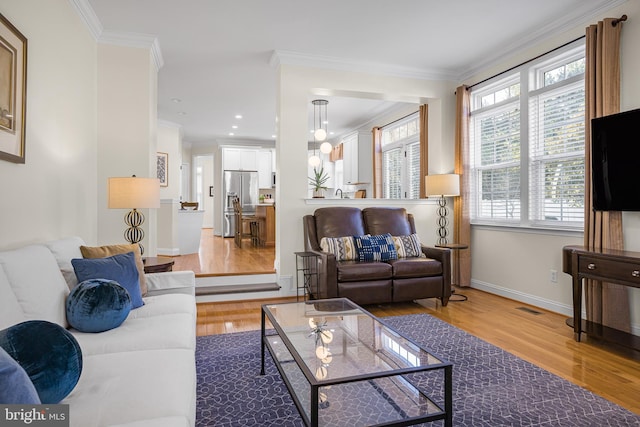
[
  {"left": 0, "top": 320, "right": 82, "bottom": 404},
  {"left": 72, "top": 251, "right": 144, "bottom": 309},
  {"left": 0, "top": 346, "right": 40, "bottom": 404},
  {"left": 353, "top": 233, "right": 398, "bottom": 262},
  {"left": 66, "top": 279, "right": 132, "bottom": 333}
]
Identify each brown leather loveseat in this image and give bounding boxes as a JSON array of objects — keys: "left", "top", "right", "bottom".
[{"left": 303, "top": 207, "right": 451, "bottom": 306}]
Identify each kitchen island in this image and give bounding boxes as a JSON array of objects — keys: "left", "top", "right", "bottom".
[{"left": 256, "top": 203, "right": 275, "bottom": 246}]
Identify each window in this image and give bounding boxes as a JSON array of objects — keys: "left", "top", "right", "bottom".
[
  {"left": 469, "top": 41, "right": 585, "bottom": 229},
  {"left": 381, "top": 113, "right": 420, "bottom": 199}
]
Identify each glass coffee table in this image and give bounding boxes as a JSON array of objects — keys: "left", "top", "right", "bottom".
[{"left": 261, "top": 298, "right": 452, "bottom": 426}]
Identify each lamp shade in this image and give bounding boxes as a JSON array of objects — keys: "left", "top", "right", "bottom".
[
  {"left": 108, "top": 177, "right": 160, "bottom": 209},
  {"left": 425, "top": 174, "right": 460, "bottom": 197}
]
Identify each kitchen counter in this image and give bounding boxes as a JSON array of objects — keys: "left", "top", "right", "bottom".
[{"left": 255, "top": 204, "right": 275, "bottom": 246}]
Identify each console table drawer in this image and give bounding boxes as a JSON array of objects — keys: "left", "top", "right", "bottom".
[{"left": 578, "top": 256, "right": 640, "bottom": 284}]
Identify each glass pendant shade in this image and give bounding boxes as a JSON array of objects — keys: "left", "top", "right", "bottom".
[
  {"left": 308, "top": 155, "right": 321, "bottom": 167},
  {"left": 314, "top": 128, "right": 327, "bottom": 141},
  {"left": 320, "top": 141, "right": 332, "bottom": 154}
]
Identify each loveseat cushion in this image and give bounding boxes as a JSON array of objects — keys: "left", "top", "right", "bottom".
[
  {"left": 388, "top": 257, "right": 443, "bottom": 278},
  {"left": 314, "top": 207, "right": 365, "bottom": 240},
  {"left": 363, "top": 207, "right": 413, "bottom": 236},
  {"left": 337, "top": 261, "right": 392, "bottom": 282}
]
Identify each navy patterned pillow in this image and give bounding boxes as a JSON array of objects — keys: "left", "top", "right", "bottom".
[{"left": 353, "top": 233, "right": 398, "bottom": 262}]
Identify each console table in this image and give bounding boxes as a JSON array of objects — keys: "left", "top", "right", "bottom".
[{"left": 562, "top": 245, "right": 640, "bottom": 351}]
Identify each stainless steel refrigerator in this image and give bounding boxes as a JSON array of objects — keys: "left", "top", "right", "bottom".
[{"left": 223, "top": 170, "right": 259, "bottom": 237}]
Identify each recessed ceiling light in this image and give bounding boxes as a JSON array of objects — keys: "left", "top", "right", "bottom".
[
  {"left": 229, "top": 132, "right": 234, "bottom": 136},
  {"left": 271, "top": 134, "right": 276, "bottom": 139},
  {"left": 232, "top": 125, "right": 238, "bottom": 129},
  {"left": 178, "top": 111, "right": 187, "bottom": 116},
  {"left": 235, "top": 114, "right": 243, "bottom": 119},
  {"left": 171, "top": 98, "right": 182, "bottom": 103}
]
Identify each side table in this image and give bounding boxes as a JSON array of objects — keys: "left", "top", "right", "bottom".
[
  {"left": 294, "top": 252, "right": 319, "bottom": 301},
  {"left": 436, "top": 243, "right": 469, "bottom": 300},
  {"left": 143, "top": 256, "right": 175, "bottom": 273}
]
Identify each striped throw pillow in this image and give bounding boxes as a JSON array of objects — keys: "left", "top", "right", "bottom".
[
  {"left": 392, "top": 234, "right": 422, "bottom": 258},
  {"left": 320, "top": 236, "right": 357, "bottom": 261}
]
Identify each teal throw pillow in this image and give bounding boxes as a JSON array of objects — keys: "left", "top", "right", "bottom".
[
  {"left": 0, "top": 346, "right": 40, "bottom": 404},
  {"left": 72, "top": 251, "right": 144, "bottom": 309},
  {"left": 66, "top": 279, "right": 132, "bottom": 333},
  {"left": 0, "top": 320, "right": 82, "bottom": 404},
  {"left": 353, "top": 233, "right": 398, "bottom": 262}
]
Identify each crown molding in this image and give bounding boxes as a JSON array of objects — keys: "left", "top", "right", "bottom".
[
  {"left": 68, "top": 0, "right": 164, "bottom": 72},
  {"left": 270, "top": 50, "right": 457, "bottom": 82},
  {"left": 458, "top": 0, "right": 629, "bottom": 82},
  {"left": 99, "top": 30, "right": 164, "bottom": 71},
  {"left": 68, "top": 0, "right": 103, "bottom": 40}
]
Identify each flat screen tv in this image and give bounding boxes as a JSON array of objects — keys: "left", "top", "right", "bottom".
[{"left": 591, "top": 108, "right": 640, "bottom": 211}]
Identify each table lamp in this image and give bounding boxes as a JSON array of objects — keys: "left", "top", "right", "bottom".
[
  {"left": 425, "top": 174, "right": 460, "bottom": 245},
  {"left": 108, "top": 176, "right": 160, "bottom": 255}
]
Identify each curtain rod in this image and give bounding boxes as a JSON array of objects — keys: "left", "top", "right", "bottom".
[
  {"left": 379, "top": 110, "right": 419, "bottom": 129},
  {"left": 466, "top": 35, "right": 585, "bottom": 90},
  {"left": 467, "top": 14, "right": 627, "bottom": 91}
]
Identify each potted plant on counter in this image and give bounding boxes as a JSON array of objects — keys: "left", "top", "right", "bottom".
[{"left": 309, "top": 164, "right": 329, "bottom": 198}]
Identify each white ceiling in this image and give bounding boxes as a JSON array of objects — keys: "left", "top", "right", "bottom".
[{"left": 86, "top": 0, "right": 619, "bottom": 145}]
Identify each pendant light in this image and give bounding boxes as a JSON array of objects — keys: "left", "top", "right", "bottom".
[{"left": 309, "top": 99, "right": 331, "bottom": 165}]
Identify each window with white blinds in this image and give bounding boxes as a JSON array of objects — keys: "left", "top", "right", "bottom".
[
  {"left": 381, "top": 113, "right": 420, "bottom": 199},
  {"left": 469, "top": 41, "right": 585, "bottom": 229}
]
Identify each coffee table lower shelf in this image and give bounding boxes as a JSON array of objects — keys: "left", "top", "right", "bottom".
[{"left": 264, "top": 337, "right": 448, "bottom": 426}]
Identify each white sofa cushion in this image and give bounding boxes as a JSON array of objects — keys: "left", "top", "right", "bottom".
[
  {"left": 63, "top": 349, "right": 196, "bottom": 427},
  {"left": 71, "top": 312, "right": 195, "bottom": 356},
  {"left": 44, "top": 236, "right": 85, "bottom": 290},
  {"left": 108, "top": 417, "right": 192, "bottom": 427},
  {"left": 0, "top": 266, "right": 26, "bottom": 330},
  {"left": 0, "top": 245, "right": 69, "bottom": 328}
]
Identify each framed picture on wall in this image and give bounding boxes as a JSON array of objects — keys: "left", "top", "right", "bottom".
[
  {"left": 0, "top": 13, "right": 27, "bottom": 164},
  {"left": 157, "top": 152, "right": 168, "bottom": 187}
]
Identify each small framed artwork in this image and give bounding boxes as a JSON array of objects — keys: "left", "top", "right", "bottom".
[
  {"left": 157, "top": 152, "right": 168, "bottom": 187},
  {"left": 0, "top": 13, "right": 27, "bottom": 164}
]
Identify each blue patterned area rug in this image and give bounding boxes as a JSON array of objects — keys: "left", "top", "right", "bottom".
[{"left": 195, "top": 314, "right": 639, "bottom": 426}]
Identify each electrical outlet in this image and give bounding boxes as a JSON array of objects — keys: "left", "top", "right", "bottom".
[{"left": 550, "top": 269, "right": 558, "bottom": 283}]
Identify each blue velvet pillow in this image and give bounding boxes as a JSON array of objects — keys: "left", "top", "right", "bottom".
[
  {"left": 0, "top": 320, "right": 82, "bottom": 404},
  {"left": 0, "top": 346, "right": 40, "bottom": 404},
  {"left": 353, "top": 233, "right": 398, "bottom": 262},
  {"left": 66, "top": 279, "right": 132, "bottom": 333},
  {"left": 72, "top": 251, "right": 144, "bottom": 309}
]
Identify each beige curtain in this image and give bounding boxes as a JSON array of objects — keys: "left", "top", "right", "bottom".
[
  {"left": 584, "top": 18, "right": 630, "bottom": 331},
  {"left": 453, "top": 86, "right": 471, "bottom": 287},
  {"left": 419, "top": 105, "right": 429, "bottom": 198}
]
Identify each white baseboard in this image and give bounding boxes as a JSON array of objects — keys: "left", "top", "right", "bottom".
[
  {"left": 471, "top": 279, "right": 640, "bottom": 336},
  {"left": 157, "top": 247, "right": 180, "bottom": 256}
]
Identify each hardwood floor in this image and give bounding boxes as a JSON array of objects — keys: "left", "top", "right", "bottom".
[
  {"left": 196, "top": 289, "right": 640, "bottom": 415},
  {"left": 171, "top": 229, "right": 275, "bottom": 276},
  {"left": 180, "top": 228, "right": 640, "bottom": 414}
]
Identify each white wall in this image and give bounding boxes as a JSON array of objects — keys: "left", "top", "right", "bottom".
[
  {"left": 275, "top": 64, "right": 458, "bottom": 291},
  {"left": 0, "top": 0, "right": 98, "bottom": 249},
  {"left": 96, "top": 43, "right": 158, "bottom": 255},
  {"left": 465, "top": 1, "right": 640, "bottom": 331}
]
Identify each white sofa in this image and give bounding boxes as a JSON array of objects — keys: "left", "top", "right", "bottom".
[{"left": 0, "top": 237, "right": 197, "bottom": 427}]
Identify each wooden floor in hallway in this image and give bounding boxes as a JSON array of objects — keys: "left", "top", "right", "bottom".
[{"left": 171, "top": 229, "right": 275, "bottom": 276}]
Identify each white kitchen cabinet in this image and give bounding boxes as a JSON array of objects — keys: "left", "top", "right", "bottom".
[
  {"left": 342, "top": 131, "right": 372, "bottom": 185},
  {"left": 223, "top": 148, "right": 257, "bottom": 171},
  {"left": 257, "top": 149, "right": 273, "bottom": 189}
]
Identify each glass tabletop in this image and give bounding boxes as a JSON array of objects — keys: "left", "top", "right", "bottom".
[{"left": 263, "top": 298, "right": 444, "bottom": 385}]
